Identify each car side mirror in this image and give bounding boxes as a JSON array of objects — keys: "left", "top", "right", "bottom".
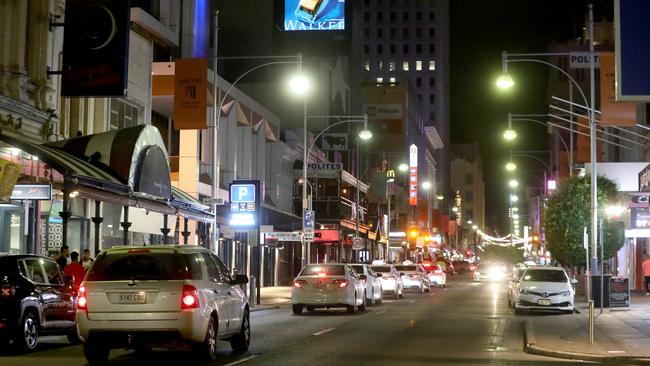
[
  {"left": 376, "top": 273, "right": 382, "bottom": 277},
  {"left": 231, "top": 274, "right": 248, "bottom": 285},
  {"left": 359, "top": 274, "right": 367, "bottom": 280},
  {"left": 570, "top": 278, "right": 578, "bottom": 284}
]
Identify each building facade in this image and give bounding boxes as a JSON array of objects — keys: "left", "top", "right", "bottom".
[{"left": 450, "top": 143, "right": 485, "bottom": 248}]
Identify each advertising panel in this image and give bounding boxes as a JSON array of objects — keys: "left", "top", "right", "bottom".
[
  {"left": 11, "top": 185, "right": 52, "bottom": 200},
  {"left": 284, "top": 0, "right": 345, "bottom": 31},
  {"left": 174, "top": 58, "right": 208, "bottom": 130},
  {"left": 615, "top": 0, "right": 650, "bottom": 100},
  {"left": 409, "top": 144, "right": 418, "bottom": 206}
]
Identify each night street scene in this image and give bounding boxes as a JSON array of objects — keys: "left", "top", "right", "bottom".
[{"left": 3, "top": 0, "right": 650, "bottom": 365}]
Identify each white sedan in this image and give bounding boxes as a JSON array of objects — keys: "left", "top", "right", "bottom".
[
  {"left": 513, "top": 266, "right": 577, "bottom": 314},
  {"left": 425, "top": 264, "right": 447, "bottom": 287},
  {"left": 292, "top": 264, "right": 366, "bottom": 314},
  {"left": 350, "top": 264, "right": 383, "bottom": 306},
  {"left": 371, "top": 264, "right": 404, "bottom": 299}
]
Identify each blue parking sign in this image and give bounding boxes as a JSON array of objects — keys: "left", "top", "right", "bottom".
[
  {"left": 230, "top": 184, "right": 256, "bottom": 203},
  {"left": 303, "top": 209, "right": 315, "bottom": 228}
]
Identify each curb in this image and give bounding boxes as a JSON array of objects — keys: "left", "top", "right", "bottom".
[
  {"left": 524, "top": 319, "right": 650, "bottom": 365},
  {"left": 250, "top": 301, "right": 290, "bottom": 313}
]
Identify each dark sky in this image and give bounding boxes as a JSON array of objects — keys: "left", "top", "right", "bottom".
[{"left": 449, "top": 0, "right": 607, "bottom": 233}]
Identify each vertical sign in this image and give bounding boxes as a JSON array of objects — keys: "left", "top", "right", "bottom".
[
  {"left": 174, "top": 58, "right": 208, "bottom": 130},
  {"left": 600, "top": 52, "right": 636, "bottom": 126},
  {"left": 303, "top": 209, "right": 315, "bottom": 241},
  {"left": 229, "top": 180, "right": 260, "bottom": 229},
  {"left": 409, "top": 144, "right": 418, "bottom": 206}
]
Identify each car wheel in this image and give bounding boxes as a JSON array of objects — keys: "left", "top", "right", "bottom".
[
  {"left": 420, "top": 282, "right": 425, "bottom": 293},
  {"left": 514, "top": 308, "right": 525, "bottom": 315},
  {"left": 197, "top": 316, "right": 218, "bottom": 362},
  {"left": 347, "top": 294, "right": 357, "bottom": 314},
  {"left": 231, "top": 310, "right": 250, "bottom": 353},
  {"left": 366, "top": 290, "right": 374, "bottom": 306},
  {"left": 359, "top": 291, "right": 367, "bottom": 311},
  {"left": 292, "top": 304, "right": 304, "bottom": 315},
  {"left": 306, "top": 306, "right": 315, "bottom": 312},
  {"left": 15, "top": 311, "right": 38, "bottom": 352},
  {"left": 66, "top": 323, "right": 81, "bottom": 344},
  {"left": 398, "top": 288, "right": 404, "bottom": 299},
  {"left": 83, "top": 339, "right": 110, "bottom": 365},
  {"left": 564, "top": 309, "right": 575, "bottom": 314}
]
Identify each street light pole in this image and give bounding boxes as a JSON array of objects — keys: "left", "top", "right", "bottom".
[
  {"left": 588, "top": 4, "right": 599, "bottom": 277},
  {"left": 300, "top": 53, "right": 308, "bottom": 268}
]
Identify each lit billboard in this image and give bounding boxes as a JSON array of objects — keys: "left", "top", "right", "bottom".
[{"left": 284, "top": 0, "right": 345, "bottom": 31}]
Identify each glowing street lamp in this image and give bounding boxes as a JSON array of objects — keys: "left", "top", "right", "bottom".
[
  {"left": 510, "top": 194, "right": 519, "bottom": 203},
  {"left": 496, "top": 74, "right": 515, "bottom": 89},
  {"left": 503, "top": 129, "right": 517, "bottom": 141},
  {"left": 398, "top": 163, "right": 409, "bottom": 172},
  {"left": 508, "top": 179, "right": 519, "bottom": 188},
  {"left": 505, "top": 162, "right": 517, "bottom": 171},
  {"left": 421, "top": 181, "right": 432, "bottom": 190},
  {"left": 288, "top": 74, "right": 311, "bottom": 95}
]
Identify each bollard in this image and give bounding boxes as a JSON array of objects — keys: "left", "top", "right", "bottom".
[
  {"left": 249, "top": 276, "right": 256, "bottom": 309},
  {"left": 588, "top": 300, "right": 594, "bottom": 344}
]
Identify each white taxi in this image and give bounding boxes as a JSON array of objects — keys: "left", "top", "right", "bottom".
[{"left": 291, "top": 264, "right": 366, "bottom": 314}]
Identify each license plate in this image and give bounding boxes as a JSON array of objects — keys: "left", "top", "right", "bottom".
[
  {"left": 118, "top": 292, "right": 146, "bottom": 304},
  {"left": 538, "top": 299, "right": 551, "bottom": 306}
]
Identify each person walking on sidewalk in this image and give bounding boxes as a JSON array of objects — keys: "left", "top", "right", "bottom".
[{"left": 643, "top": 255, "right": 650, "bottom": 295}]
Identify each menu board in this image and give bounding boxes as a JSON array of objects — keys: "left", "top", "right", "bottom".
[{"left": 609, "top": 277, "right": 630, "bottom": 308}]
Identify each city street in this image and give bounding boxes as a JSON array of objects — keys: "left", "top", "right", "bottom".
[{"left": 0, "top": 275, "right": 589, "bottom": 366}]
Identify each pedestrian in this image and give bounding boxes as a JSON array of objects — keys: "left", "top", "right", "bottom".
[
  {"left": 643, "top": 255, "right": 650, "bottom": 296},
  {"left": 63, "top": 251, "right": 85, "bottom": 288},
  {"left": 82, "top": 248, "right": 94, "bottom": 271},
  {"left": 56, "top": 245, "right": 69, "bottom": 269}
]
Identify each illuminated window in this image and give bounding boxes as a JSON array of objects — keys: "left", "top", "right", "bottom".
[
  {"left": 364, "top": 62, "right": 370, "bottom": 71},
  {"left": 378, "top": 61, "right": 383, "bottom": 71},
  {"left": 416, "top": 61, "right": 422, "bottom": 71},
  {"left": 429, "top": 61, "right": 436, "bottom": 70},
  {"left": 402, "top": 61, "right": 409, "bottom": 71},
  {"left": 389, "top": 61, "right": 396, "bottom": 71},
  {"left": 377, "top": 77, "right": 383, "bottom": 83},
  {"left": 389, "top": 77, "right": 396, "bottom": 83}
]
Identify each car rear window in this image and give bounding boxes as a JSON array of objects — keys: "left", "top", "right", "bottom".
[
  {"left": 351, "top": 265, "right": 364, "bottom": 274},
  {"left": 394, "top": 265, "right": 417, "bottom": 271},
  {"left": 86, "top": 251, "right": 197, "bottom": 281},
  {"left": 300, "top": 265, "right": 345, "bottom": 276},
  {"left": 372, "top": 266, "right": 391, "bottom": 273},
  {"left": 522, "top": 269, "right": 567, "bottom": 283}
]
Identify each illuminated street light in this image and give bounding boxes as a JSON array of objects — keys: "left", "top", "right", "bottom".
[
  {"left": 513, "top": 213, "right": 520, "bottom": 219},
  {"left": 605, "top": 205, "right": 626, "bottom": 218},
  {"left": 467, "top": 220, "right": 473, "bottom": 225},
  {"left": 288, "top": 74, "right": 310, "bottom": 95},
  {"left": 398, "top": 163, "right": 409, "bottom": 172},
  {"left": 452, "top": 206, "right": 459, "bottom": 213},
  {"left": 472, "top": 225, "right": 478, "bottom": 230},
  {"left": 510, "top": 194, "right": 519, "bottom": 203},
  {"left": 505, "top": 162, "right": 517, "bottom": 171},
  {"left": 421, "top": 181, "right": 432, "bottom": 190},
  {"left": 436, "top": 194, "right": 444, "bottom": 200},
  {"left": 503, "top": 129, "right": 517, "bottom": 141},
  {"left": 512, "top": 207, "right": 519, "bottom": 212},
  {"left": 496, "top": 74, "right": 515, "bottom": 89},
  {"left": 508, "top": 179, "right": 519, "bottom": 188},
  {"left": 358, "top": 129, "right": 373, "bottom": 140}
]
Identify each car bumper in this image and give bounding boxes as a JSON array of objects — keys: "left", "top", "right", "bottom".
[
  {"left": 516, "top": 294, "right": 574, "bottom": 311},
  {"left": 379, "top": 279, "right": 398, "bottom": 293},
  {"left": 428, "top": 275, "right": 446, "bottom": 285},
  {"left": 77, "top": 310, "right": 206, "bottom": 344},
  {"left": 291, "top": 288, "right": 351, "bottom": 306},
  {"left": 402, "top": 278, "right": 422, "bottom": 289}
]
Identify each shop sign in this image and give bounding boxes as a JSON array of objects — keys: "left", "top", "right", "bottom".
[
  {"left": 284, "top": 0, "right": 346, "bottom": 31},
  {"left": 11, "top": 184, "right": 52, "bottom": 200},
  {"left": 307, "top": 162, "right": 343, "bottom": 171},
  {"left": 265, "top": 232, "right": 301, "bottom": 242},
  {"left": 409, "top": 144, "right": 418, "bottom": 206},
  {"left": 640, "top": 164, "right": 650, "bottom": 192},
  {"left": 569, "top": 51, "right": 600, "bottom": 69},
  {"left": 174, "top": 58, "right": 208, "bottom": 130},
  {"left": 229, "top": 180, "right": 259, "bottom": 228}
]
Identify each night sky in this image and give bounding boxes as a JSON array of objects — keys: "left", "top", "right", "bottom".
[{"left": 450, "top": 0, "right": 609, "bottom": 233}]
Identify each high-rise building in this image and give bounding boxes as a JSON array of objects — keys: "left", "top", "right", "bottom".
[
  {"left": 356, "top": 0, "right": 450, "bottom": 202},
  {"left": 450, "top": 144, "right": 485, "bottom": 235}
]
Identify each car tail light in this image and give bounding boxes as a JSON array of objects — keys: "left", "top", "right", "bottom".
[
  {"left": 77, "top": 285, "right": 87, "bottom": 311},
  {"left": 294, "top": 279, "right": 308, "bottom": 288},
  {"left": 181, "top": 285, "right": 199, "bottom": 309},
  {"left": 0, "top": 285, "right": 15, "bottom": 297},
  {"left": 422, "top": 262, "right": 432, "bottom": 268},
  {"left": 331, "top": 279, "right": 348, "bottom": 288},
  {"left": 317, "top": 272, "right": 327, "bottom": 278}
]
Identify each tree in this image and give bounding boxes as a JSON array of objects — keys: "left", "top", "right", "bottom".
[{"left": 544, "top": 175, "right": 625, "bottom": 266}]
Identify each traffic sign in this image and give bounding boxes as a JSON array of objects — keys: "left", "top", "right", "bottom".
[
  {"left": 304, "top": 231, "right": 314, "bottom": 241},
  {"left": 265, "top": 232, "right": 302, "bottom": 242},
  {"left": 202, "top": 197, "right": 225, "bottom": 205},
  {"left": 352, "top": 236, "right": 364, "bottom": 250}
]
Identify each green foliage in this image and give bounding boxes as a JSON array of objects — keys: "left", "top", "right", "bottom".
[
  {"left": 544, "top": 175, "right": 625, "bottom": 266},
  {"left": 480, "top": 244, "right": 523, "bottom": 265}
]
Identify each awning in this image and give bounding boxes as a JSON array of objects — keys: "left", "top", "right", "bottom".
[{"left": 0, "top": 129, "right": 213, "bottom": 223}]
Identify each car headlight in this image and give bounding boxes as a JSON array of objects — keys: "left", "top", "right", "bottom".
[
  {"left": 519, "top": 289, "right": 531, "bottom": 295},
  {"left": 558, "top": 291, "right": 571, "bottom": 296}
]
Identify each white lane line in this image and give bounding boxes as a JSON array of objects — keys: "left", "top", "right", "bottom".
[
  {"left": 222, "top": 355, "right": 260, "bottom": 366},
  {"left": 375, "top": 310, "right": 387, "bottom": 315},
  {"left": 312, "top": 327, "right": 336, "bottom": 336},
  {"left": 408, "top": 300, "right": 416, "bottom": 303}
]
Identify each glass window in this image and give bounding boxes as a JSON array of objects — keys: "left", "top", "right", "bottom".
[
  {"left": 364, "top": 44, "right": 370, "bottom": 54},
  {"left": 212, "top": 254, "right": 232, "bottom": 283},
  {"left": 429, "top": 60, "right": 436, "bottom": 70},
  {"left": 416, "top": 12, "right": 422, "bottom": 21},
  {"left": 300, "top": 265, "right": 346, "bottom": 276},
  {"left": 416, "top": 44, "right": 422, "bottom": 54},
  {"left": 416, "top": 28, "right": 422, "bottom": 38},
  {"left": 389, "top": 61, "right": 396, "bottom": 71},
  {"left": 402, "top": 28, "right": 408, "bottom": 38},
  {"left": 416, "top": 61, "right": 422, "bottom": 71},
  {"left": 416, "top": 78, "right": 422, "bottom": 87},
  {"left": 364, "top": 28, "right": 370, "bottom": 38},
  {"left": 377, "top": 11, "right": 383, "bottom": 22},
  {"left": 394, "top": 265, "right": 418, "bottom": 272},
  {"left": 402, "top": 61, "right": 409, "bottom": 71},
  {"left": 351, "top": 265, "right": 365, "bottom": 274},
  {"left": 43, "top": 259, "right": 64, "bottom": 285},
  {"left": 87, "top": 251, "right": 194, "bottom": 281},
  {"left": 349, "top": 268, "right": 359, "bottom": 279},
  {"left": 186, "top": 253, "right": 204, "bottom": 280},
  {"left": 429, "top": 94, "right": 435, "bottom": 103},
  {"left": 430, "top": 110, "right": 436, "bottom": 120},
  {"left": 371, "top": 266, "right": 391, "bottom": 273},
  {"left": 429, "top": 10, "right": 435, "bottom": 21},
  {"left": 429, "top": 44, "right": 435, "bottom": 54},
  {"left": 429, "top": 27, "right": 435, "bottom": 38},
  {"left": 522, "top": 269, "right": 568, "bottom": 283},
  {"left": 389, "top": 77, "right": 396, "bottom": 83},
  {"left": 429, "top": 77, "right": 435, "bottom": 87},
  {"left": 377, "top": 44, "right": 383, "bottom": 54},
  {"left": 202, "top": 253, "right": 220, "bottom": 282},
  {"left": 390, "top": 28, "right": 396, "bottom": 38},
  {"left": 403, "top": 11, "right": 409, "bottom": 21},
  {"left": 21, "top": 259, "right": 46, "bottom": 284},
  {"left": 364, "top": 12, "right": 370, "bottom": 21},
  {"left": 377, "top": 28, "right": 383, "bottom": 38},
  {"left": 390, "top": 44, "right": 396, "bottom": 54},
  {"left": 390, "top": 11, "right": 396, "bottom": 22},
  {"left": 403, "top": 44, "right": 409, "bottom": 53},
  {"left": 376, "top": 77, "right": 383, "bottom": 83}
]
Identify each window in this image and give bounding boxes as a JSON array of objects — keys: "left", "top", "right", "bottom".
[
  {"left": 87, "top": 252, "right": 196, "bottom": 281},
  {"left": 417, "top": 94, "right": 422, "bottom": 102},
  {"left": 403, "top": 44, "right": 409, "bottom": 53},
  {"left": 377, "top": 28, "right": 383, "bottom": 38},
  {"left": 416, "top": 12, "right": 422, "bottom": 21},
  {"left": 377, "top": 11, "right": 383, "bottom": 21},
  {"left": 211, "top": 254, "right": 232, "bottom": 283},
  {"left": 364, "top": 61, "right": 370, "bottom": 71},
  {"left": 390, "top": 44, "right": 396, "bottom": 54},
  {"left": 429, "top": 44, "right": 435, "bottom": 54},
  {"left": 403, "top": 27, "right": 408, "bottom": 38},
  {"left": 364, "top": 12, "right": 370, "bottom": 21},
  {"left": 403, "top": 11, "right": 409, "bottom": 21},
  {"left": 202, "top": 253, "right": 221, "bottom": 282},
  {"left": 416, "top": 78, "right": 422, "bottom": 87},
  {"left": 43, "top": 260, "right": 63, "bottom": 285},
  {"left": 364, "top": 45, "right": 370, "bottom": 54},
  {"left": 378, "top": 60, "right": 383, "bottom": 71},
  {"left": 429, "top": 10, "right": 435, "bottom": 21},
  {"left": 186, "top": 254, "right": 204, "bottom": 280},
  {"left": 364, "top": 28, "right": 370, "bottom": 38},
  {"left": 390, "top": 28, "right": 396, "bottom": 38},
  {"left": 429, "top": 77, "right": 435, "bottom": 87},
  {"left": 110, "top": 99, "right": 140, "bottom": 130},
  {"left": 429, "top": 94, "right": 435, "bottom": 103},
  {"left": 389, "top": 77, "right": 396, "bottom": 83},
  {"left": 21, "top": 259, "right": 46, "bottom": 284},
  {"left": 429, "top": 27, "right": 436, "bottom": 38},
  {"left": 416, "top": 60, "right": 422, "bottom": 70},
  {"left": 390, "top": 11, "right": 396, "bottom": 22},
  {"left": 389, "top": 61, "right": 396, "bottom": 71},
  {"left": 522, "top": 269, "right": 568, "bottom": 283},
  {"left": 402, "top": 61, "right": 409, "bottom": 71},
  {"left": 300, "top": 265, "right": 346, "bottom": 276},
  {"left": 416, "top": 28, "right": 422, "bottom": 38},
  {"left": 376, "top": 77, "right": 383, "bottom": 83},
  {"left": 430, "top": 110, "right": 435, "bottom": 120},
  {"left": 429, "top": 60, "right": 436, "bottom": 70},
  {"left": 377, "top": 44, "right": 383, "bottom": 54},
  {"left": 416, "top": 44, "right": 422, "bottom": 54}
]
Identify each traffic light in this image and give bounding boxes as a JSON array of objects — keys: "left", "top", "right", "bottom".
[{"left": 409, "top": 228, "right": 418, "bottom": 239}]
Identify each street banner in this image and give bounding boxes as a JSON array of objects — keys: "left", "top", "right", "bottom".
[
  {"left": 600, "top": 52, "right": 636, "bottom": 126},
  {"left": 174, "top": 58, "right": 208, "bottom": 130},
  {"left": 0, "top": 158, "right": 20, "bottom": 200},
  {"left": 609, "top": 277, "right": 630, "bottom": 308}
]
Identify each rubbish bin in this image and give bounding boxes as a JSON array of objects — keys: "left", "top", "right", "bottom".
[{"left": 591, "top": 274, "right": 611, "bottom": 308}]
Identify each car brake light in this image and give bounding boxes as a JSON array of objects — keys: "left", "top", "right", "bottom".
[
  {"left": 77, "top": 285, "right": 87, "bottom": 310},
  {"left": 423, "top": 263, "right": 431, "bottom": 268},
  {"left": 1, "top": 285, "right": 15, "bottom": 297},
  {"left": 294, "top": 279, "right": 308, "bottom": 288},
  {"left": 331, "top": 279, "right": 348, "bottom": 288},
  {"left": 181, "top": 285, "right": 199, "bottom": 309}
]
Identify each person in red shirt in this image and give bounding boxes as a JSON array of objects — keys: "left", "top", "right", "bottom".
[
  {"left": 64, "top": 251, "right": 86, "bottom": 289},
  {"left": 643, "top": 255, "right": 650, "bottom": 296}
]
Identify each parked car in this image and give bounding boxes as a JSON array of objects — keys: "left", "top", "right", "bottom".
[
  {"left": 292, "top": 264, "right": 366, "bottom": 314},
  {"left": 77, "top": 245, "right": 249, "bottom": 365},
  {"left": 425, "top": 264, "right": 447, "bottom": 287},
  {"left": 512, "top": 266, "right": 577, "bottom": 314},
  {"left": 506, "top": 267, "right": 527, "bottom": 308},
  {"left": 452, "top": 260, "right": 470, "bottom": 274},
  {"left": 371, "top": 263, "right": 404, "bottom": 299},
  {"left": 0, "top": 254, "right": 79, "bottom": 351},
  {"left": 394, "top": 264, "right": 430, "bottom": 292},
  {"left": 474, "top": 262, "right": 508, "bottom": 282},
  {"left": 350, "top": 264, "right": 383, "bottom": 306}
]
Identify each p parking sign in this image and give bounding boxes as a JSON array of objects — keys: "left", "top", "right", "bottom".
[{"left": 229, "top": 180, "right": 260, "bottom": 228}]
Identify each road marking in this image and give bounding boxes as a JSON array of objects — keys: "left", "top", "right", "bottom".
[
  {"left": 608, "top": 350, "right": 626, "bottom": 354},
  {"left": 409, "top": 300, "right": 416, "bottom": 303},
  {"left": 222, "top": 355, "right": 260, "bottom": 366},
  {"left": 312, "top": 327, "right": 336, "bottom": 336},
  {"left": 375, "top": 310, "right": 386, "bottom": 315}
]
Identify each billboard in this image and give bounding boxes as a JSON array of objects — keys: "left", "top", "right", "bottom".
[
  {"left": 409, "top": 144, "right": 418, "bottom": 206},
  {"left": 615, "top": 0, "right": 650, "bottom": 100},
  {"left": 284, "top": 0, "right": 345, "bottom": 31},
  {"left": 174, "top": 58, "right": 208, "bottom": 130}
]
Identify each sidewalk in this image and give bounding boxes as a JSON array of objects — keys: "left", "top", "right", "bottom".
[
  {"left": 250, "top": 286, "right": 292, "bottom": 312},
  {"left": 525, "top": 292, "right": 650, "bottom": 364}
]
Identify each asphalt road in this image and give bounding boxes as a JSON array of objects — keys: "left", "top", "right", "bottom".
[{"left": 0, "top": 275, "right": 595, "bottom": 366}]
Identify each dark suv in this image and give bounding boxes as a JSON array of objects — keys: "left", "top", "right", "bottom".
[{"left": 0, "top": 254, "right": 78, "bottom": 351}]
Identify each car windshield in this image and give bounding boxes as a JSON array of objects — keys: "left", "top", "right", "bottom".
[
  {"left": 350, "top": 265, "right": 365, "bottom": 274},
  {"left": 372, "top": 266, "right": 391, "bottom": 273},
  {"left": 522, "top": 269, "right": 567, "bottom": 283},
  {"left": 394, "top": 265, "right": 417, "bottom": 271},
  {"left": 300, "top": 265, "right": 345, "bottom": 276},
  {"left": 86, "top": 251, "right": 193, "bottom": 281}
]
